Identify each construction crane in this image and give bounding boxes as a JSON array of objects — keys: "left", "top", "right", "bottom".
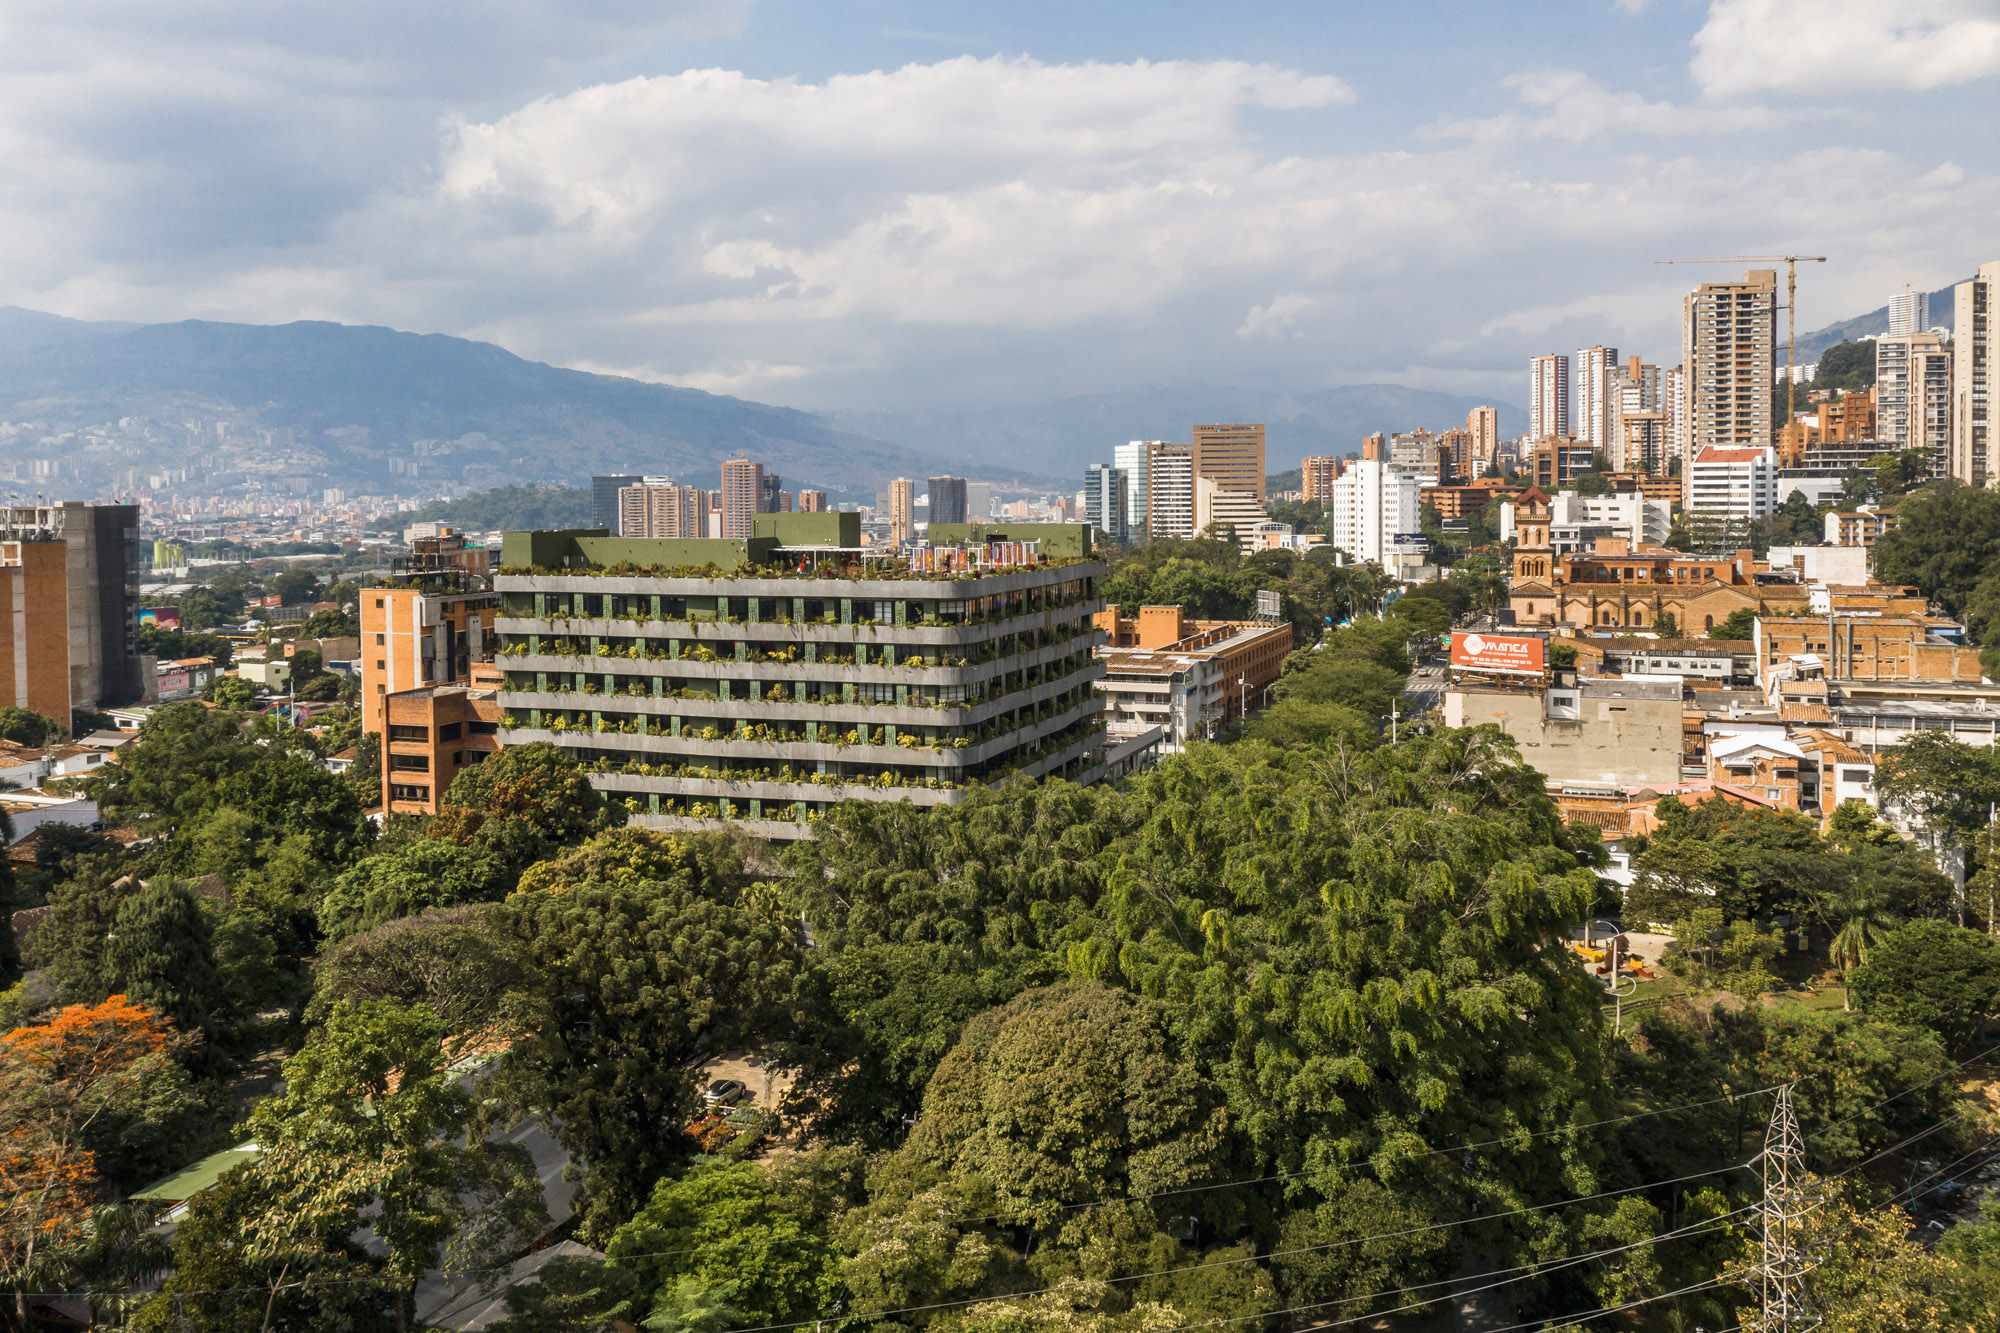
[{"left": 1656, "top": 254, "right": 1828, "bottom": 429}]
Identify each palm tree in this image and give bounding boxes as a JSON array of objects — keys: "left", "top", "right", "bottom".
[{"left": 1821, "top": 880, "right": 1900, "bottom": 1010}]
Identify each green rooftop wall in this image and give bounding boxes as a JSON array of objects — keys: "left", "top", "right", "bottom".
[
  {"left": 927, "top": 523, "right": 1094, "bottom": 559},
  {"left": 753, "top": 511, "right": 861, "bottom": 547}
]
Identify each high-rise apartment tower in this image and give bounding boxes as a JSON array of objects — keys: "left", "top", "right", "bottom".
[
  {"left": 1953, "top": 261, "right": 2000, "bottom": 486},
  {"left": 888, "top": 478, "right": 916, "bottom": 544},
  {"left": 1530, "top": 355, "right": 1570, "bottom": 441},
  {"left": 721, "top": 458, "right": 765, "bottom": 541},
  {"left": 1574, "top": 346, "right": 1619, "bottom": 451},
  {"left": 1681, "top": 269, "right": 1777, "bottom": 461},
  {"left": 1888, "top": 285, "right": 1930, "bottom": 337},
  {"left": 1083, "top": 464, "right": 1129, "bottom": 546}
]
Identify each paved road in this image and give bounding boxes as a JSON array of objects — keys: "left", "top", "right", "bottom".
[{"left": 1403, "top": 661, "right": 1445, "bottom": 717}]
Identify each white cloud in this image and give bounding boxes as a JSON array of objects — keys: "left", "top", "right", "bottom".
[
  {"left": 1433, "top": 70, "right": 1796, "bottom": 142},
  {"left": 1, "top": 35, "right": 1995, "bottom": 412},
  {"left": 1238, "top": 293, "right": 1317, "bottom": 338},
  {"left": 1693, "top": 0, "right": 2000, "bottom": 96}
]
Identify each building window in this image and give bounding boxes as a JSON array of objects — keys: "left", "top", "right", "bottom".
[
  {"left": 468, "top": 720, "right": 498, "bottom": 735},
  {"left": 375, "top": 598, "right": 385, "bottom": 608},
  {"left": 375, "top": 634, "right": 385, "bottom": 645},
  {"left": 390, "top": 754, "right": 431, "bottom": 772},
  {"left": 390, "top": 783, "right": 429, "bottom": 802},
  {"left": 389, "top": 724, "right": 429, "bottom": 742},
  {"left": 438, "top": 722, "right": 463, "bottom": 741}
]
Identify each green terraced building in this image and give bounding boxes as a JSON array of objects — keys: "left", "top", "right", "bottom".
[{"left": 494, "top": 513, "right": 1107, "bottom": 839}]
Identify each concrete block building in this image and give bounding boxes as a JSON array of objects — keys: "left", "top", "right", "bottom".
[{"left": 491, "top": 513, "right": 1107, "bottom": 840}]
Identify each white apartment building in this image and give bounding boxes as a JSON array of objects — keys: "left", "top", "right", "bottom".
[
  {"left": 1530, "top": 354, "right": 1569, "bottom": 441},
  {"left": 1193, "top": 475, "right": 1277, "bottom": 554},
  {"left": 1663, "top": 365, "right": 1686, "bottom": 467},
  {"left": 1574, "top": 345, "right": 1619, "bottom": 451},
  {"left": 1114, "top": 440, "right": 1156, "bottom": 530},
  {"left": 1686, "top": 445, "right": 1778, "bottom": 520},
  {"left": 1327, "top": 458, "right": 1420, "bottom": 569},
  {"left": 1146, "top": 445, "right": 1195, "bottom": 540},
  {"left": 1952, "top": 260, "right": 1998, "bottom": 486},
  {"left": 1875, "top": 332, "right": 1952, "bottom": 476},
  {"left": 1888, "top": 286, "right": 1930, "bottom": 337},
  {"left": 1499, "top": 490, "right": 1671, "bottom": 554}
]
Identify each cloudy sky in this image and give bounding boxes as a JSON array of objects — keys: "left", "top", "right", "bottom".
[{"left": 5, "top": 0, "right": 1997, "bottom": 411}]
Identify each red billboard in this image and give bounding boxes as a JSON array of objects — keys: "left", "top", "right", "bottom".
[{"left": 1450, "top": 631, "right": 1546, "bottom": 675}]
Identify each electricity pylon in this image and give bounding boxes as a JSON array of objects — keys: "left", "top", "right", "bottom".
[{"left": 1753, "top": 1084, "right": 1821, "bottom": 1332}]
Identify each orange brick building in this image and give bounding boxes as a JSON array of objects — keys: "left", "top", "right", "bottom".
[
  {"left": 1301, "top": 456, "right": 1342, "bottom": 504},
  {"left": 361, "top": 587, "right": 500, "bottom": 737},
  {"left": 0, "top": 539, "right": 72, "bottom": 722},
  {"left": 1755, "top": 614, "right": 1985, "bottom": 686},
  {"left": 381, "top": 663, "right": 504, "bottom": 814}
]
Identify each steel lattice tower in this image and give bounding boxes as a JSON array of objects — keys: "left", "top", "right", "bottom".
[{"left": 1755, "top": 1085, "right": 1821, "bottom": 1332}]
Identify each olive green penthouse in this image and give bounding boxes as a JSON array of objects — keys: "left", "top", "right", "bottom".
[{"left": 494, "top": 513, "right": 1108, "bottom": 840}]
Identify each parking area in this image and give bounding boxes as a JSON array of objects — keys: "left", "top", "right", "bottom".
[{"left": 696, "top": 1048, "right": 796, "bottom": 1112}]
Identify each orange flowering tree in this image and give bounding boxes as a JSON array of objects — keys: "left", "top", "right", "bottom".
[{"left": 0, "top": 996, "right": 186, "bottom": 1318}]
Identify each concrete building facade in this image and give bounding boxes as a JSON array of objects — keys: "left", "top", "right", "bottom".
[
  {"left": 1301, "top": 455, "right": 1342, "bottom": 504},
  {"left": 721, "top": 459, "right": 765, "bottom": 541},
  {"left": 888, "top": 478, "right": 916, "bottom": 545},
  {"left": 1444, "top": 678, "right": 1686, "bottom": 789},
  {"left": 618, "top": 483, "right": 707, "bottom": 540},
  {"left": 0, "top": 503, "right": 142, "bottom": 709},
  {"left": 1327, "top": 458, "right": 1419, "bottom": 569},
  {"left": 360, "top": 587, "right": 499, "bottom": 738},
  {"left": 1530, "top": 354, "right": 1569, "bottom": 442},
  {"left": 1952, "top": 259, "right": 1999, "bottom": 486},
  {"left": 1467, "top": 406, "right": 1500, "bottom": 468},
  {"left": 1083, "top": 464, "right": 1129, "bottom": 546},
  {"left": 1145, "top": 445, "right": 1195, "bottom": 541},
  {"left": 1191, "top": 424, "right": 1266, "bottom": 503},
  {"left": 1876, "top": 332, "right": 1951, "bottom": 473},
  {"left": 1093, "top": 605, "right": 1291, "bottom": 751},
  {"left": 1574, "top": 345, "right": 1619, "bottom": 451},
  {"left": 492, "top": 516, "right": 1108, "bottom": 840},
  {"left": 1686, "top": 445, "right": 1778, "bottom": 520},
  {"left": 1682, "top": 269, "right": 1777, "bottom": 456}
]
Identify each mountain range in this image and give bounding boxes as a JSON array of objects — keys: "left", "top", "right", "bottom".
[{"left": 0, "top": 286, "right": 1930, "bottom": 501}]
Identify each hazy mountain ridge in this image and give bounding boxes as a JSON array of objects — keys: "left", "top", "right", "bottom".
[
  {"left": 0, "top": 311, "right": 946, "bottom": 498},
  {"left": 0, "top": 282, "right": 1948, "bottom": 502}
]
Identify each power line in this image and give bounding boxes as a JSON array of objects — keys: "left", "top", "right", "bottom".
[
  {"left": 723, "top": 1159, "right": 1759, "bottom": 1333},
  {"left": 1160, "top": 1203, "right": 1761, "bottom": 1333},
  {"left": 898, "top": 1082, "right": 1782, "bottom": 1232},
  {"left": 1806, "top": 1039, "right": 2000, "bottom": 1143}
]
